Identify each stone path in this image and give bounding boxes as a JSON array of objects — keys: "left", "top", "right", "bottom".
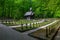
[
  {"left": 22, "top": 20, "right": 59, "bottom": 34},
  {"left": 0, "top": 24, "right": 38, "bottom": 40},
  {"left": 9, "top": 19, "right": 45, "bottom": 28}
]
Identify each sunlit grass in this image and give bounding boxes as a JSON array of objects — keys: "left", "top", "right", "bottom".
[
  {"left": 2, "top": 19, "right": 41, "bottom": 26},
  {"left": 13, "top": 19, "right": 52, "bottom": 32}
]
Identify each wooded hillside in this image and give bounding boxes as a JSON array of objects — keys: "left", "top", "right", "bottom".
[{"left": 0, "top": 0, "right": 60, "bottom": 19}]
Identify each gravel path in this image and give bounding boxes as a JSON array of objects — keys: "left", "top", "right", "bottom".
[{"left": 0, "top": 24, "right": 38, "bottom": 40}]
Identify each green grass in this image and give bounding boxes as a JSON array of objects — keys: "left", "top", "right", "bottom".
[
  {"left": 1, "top": 18, "right": 56, "bottom": 26},
  {"left": 13, "top": 20, "right": 52, "bottom": 32},
  {"left": 2, "top": 19, "right": 41, "bottom": 26}
]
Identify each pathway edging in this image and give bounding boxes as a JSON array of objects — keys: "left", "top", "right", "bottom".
[
  {"left": 22, "top": 20, "right": 59, "bottom": 34},
  {"left": 9, "top": 19, "right": 45, "bottom": 28}
]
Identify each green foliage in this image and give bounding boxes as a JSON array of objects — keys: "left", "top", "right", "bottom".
[
  {"left": 54, "top": 10, "right": 60, "bottom": 18},
  {"left": 0, "top": 0, "right": 60, "bottom": 19}
]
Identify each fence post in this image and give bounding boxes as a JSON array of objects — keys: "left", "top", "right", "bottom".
[
  {"left": 39, "top": 23, "right": 40, "bottom": 27},
  {"left": 46, "top": 27, "right": 48, "bottom": 37},
  {"left": 6, "top": 20, "right": 8, "bottom": 24},
  {"left": 36, "top": 23, "right": 37, "bottom": 27},
  {"left": 30, "top": 23, "right": 31, "bottom": 29},
  {"left": 21, "top": 24, "right": 23, "bottom": 31},
  {"left": 49, "top": 26, "right": 51, "bottom": 35},
  {"left": 33, "top": 23, "right": 34, "bottom": 28},
  {"left": 8, "top": 21, "right": 10, "bottom": 24},
  {"left": 26, "top": 23, "right": 27, "bottom": 29}
]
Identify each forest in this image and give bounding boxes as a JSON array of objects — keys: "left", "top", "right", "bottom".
[{"left": 0, "top": 0, "right": 60, "bottom": 19}]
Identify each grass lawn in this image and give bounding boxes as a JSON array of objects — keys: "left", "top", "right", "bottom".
[
  {"left": 1, "top": 19, "right": 42, "bottom": 26},
  {"left": 13, "top": 19, "right": 53, "bottom": 32},
  {"left": 1, "top": 18, "right": 57, "bottom": 26}
]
